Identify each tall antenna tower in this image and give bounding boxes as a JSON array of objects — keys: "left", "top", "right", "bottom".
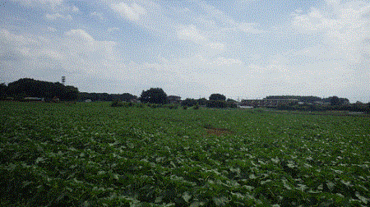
[{"left": 61, "top": 76, "right": 66, "bottom": 85}]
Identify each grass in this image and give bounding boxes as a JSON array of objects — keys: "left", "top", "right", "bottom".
[{"left": 0, "top": 101, "right": 369, "bottom": 206}]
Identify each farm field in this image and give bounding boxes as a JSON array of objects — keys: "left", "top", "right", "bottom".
[{"left": 1, "top": 102, "right": 370, "bottom": 206}]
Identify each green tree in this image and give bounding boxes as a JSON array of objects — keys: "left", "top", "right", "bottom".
[
  {"left": 209, "top": 93, "right": 226, "bottom": 101},
  {"left": 197, "top": 98, "right": 207, "bottom": 106},
  {"left": 0, "top": 83, "right": 7, "bottom": 99},
  {"left": 121, "top": 93, "right": 137, "bottom": 102},
  {"left": 330, "top": 96, "right": 340, "bottom": 106},
  {"left": 206, "top": 100, "right": 227, "bottom": 108},
  {"left": 140, "top": 88, "right": 168, "bottom": 104},
  {"left": 181, "top": 98, "right": 197, "bottom": 107},
  {"left": 6, "top": 78, "right": 79, "bottom": 101}
]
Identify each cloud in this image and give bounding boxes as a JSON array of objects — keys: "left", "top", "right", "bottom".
[
  {"left": 108, "top": 27, "right": 120, "bottom": 33},
  {"left": 177, "top": 24, "right": 207, "bottom": 44},
  {"left": 45, "top": 13, "right": 72, "bottom": 20},
  {"left": 237, "top": 23, "right": 264, "bottom": 34},
  {"left": 65, "top": 29, "right": 95, "bottom": 42},
  {"left": 195, "top": 0, "right": 264, "bottom": 35},
  {"left": 71, "top": 6, "right": 79, "bottom": 13},
  {"left": 292, "top": 0, "right": 370, "bottom": 63},
  {"left": 0, "top": 29, "right": 120, "bottom": 84},
  {"left": 111, "top": 2, "right": 147, "bottom": 21},
  {"left": 90, "top": 12, "right": 104, "bottom": 20},
  {"left": 9, "top": 0, "right": 63, "bottom": 9},
  {"left": 286, "top": 0, "right": 370, "bottom": 100},
  {"left": 47, "top": 27, "right": 57, "bottom": 32}
]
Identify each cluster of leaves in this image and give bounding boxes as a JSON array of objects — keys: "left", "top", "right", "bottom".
[{"left": 1, "top": 102, "right": 369, "bottom": 206}]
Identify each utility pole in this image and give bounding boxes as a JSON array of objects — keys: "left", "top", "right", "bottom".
[{"left": 62, "top": 76, "right": 66, "bottom": 85}]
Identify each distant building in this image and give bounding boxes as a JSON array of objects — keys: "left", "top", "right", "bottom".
[
  {"left": 240, "top": 99, "right": 298, "bottom": 107},
  {"left": 239, "top": 105, "right": 253, "bottom": 109},
  {"left": 23, "top": 97, "right": 44, "bottom": 102},
  {"left": 168, "top": 95, "right": 181, "bottom": 104},
  {"left": 130, "top": 99, "right": 140, "bottom": 103}
]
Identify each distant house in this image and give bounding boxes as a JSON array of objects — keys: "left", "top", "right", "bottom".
[
  {"left": 84, "top": 99, "right": 92, "bottom": 103},
  {"left": 168, "top": 95, "right": 181, "bottom": 104},
  {"left": 24, "top": 97, "right": 44, "bottom": 102},
  {"left": 239, "top": 105, "right": 253, "bottom": 109},
  {"left": 130, "top": 98, "right": 140, "bottom": 103}
]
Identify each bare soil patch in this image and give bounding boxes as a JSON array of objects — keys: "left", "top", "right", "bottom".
[{"left": 204, "top": 127, "right": 233, "bottom": 136}]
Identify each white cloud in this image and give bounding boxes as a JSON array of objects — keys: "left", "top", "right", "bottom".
[
  {"left": 47, "top": 27, "right": 57, "bottom": 32},
  {"left": 206, "top": 42, "right": 225, "bottom": 50},
  {"left": 177, "top": 24, "right": 207, "bottom": 44},
  {"left": 108, "top": 27, "right": 120, "bottom": 33},
  {"left": 237, "top": 22, "right": 264, "bottom": 34},
  {"left": 65, "top": 29, "right": 95, "bottom": 42},
  {"left": 212, "top": 57, "right": 243, "bottom": 66},
  {"left": 111, "top": 2, "right": 147, "bottom": 21},
  {"left": 292, "top": 0, "right": 370, "bottom": 59},
  {"left": 0, "top": 29, "right": 121, "bottom": 84},
  {"left": 196, "top": 0, "right": 264, "bottom": 35},
  {"left": 90, "top": 12, "right": 104, "bottom": 20},
  {"left": 9, "top": 0, "right": 67, "bottom": 13},
  {"left": 9, "top": 0, "right": 63, "bottom": 8},
  {"left": 45, "top": 13, "right": 72, "bottom": 20},
  {"left": 71, "top": 6, "right": 79, "bottom": 13},
  {"left": 288, "top": 0, "right": 370, "bottom": 100}
]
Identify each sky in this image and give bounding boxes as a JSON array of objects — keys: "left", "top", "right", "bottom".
[{"left": 0, "top": 0, "right": 369, "bottom": 103}]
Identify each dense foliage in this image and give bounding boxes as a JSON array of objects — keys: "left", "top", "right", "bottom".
[
  {"left": 140, "top": 88, "right": 168, "bottom": 104},
  {"left": 276, "top": 102, "right": 370, "bottom": 113},
  {"left": 1, "top": 102, "right": 369, "bottom": 206},
  {"left": 79, "top": 92, "right": 137, "bottom": 102},
  {"left": 2, "top": 78, "right": 79, "bottom": 101},
  {"left": 264, "top": 95, "right": 349, "bottom": 105},
  {"left": 209, "top": 94, "right": 226, "bottom": 101}
]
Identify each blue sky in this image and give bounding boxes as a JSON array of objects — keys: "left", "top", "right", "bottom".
[{"left": 1, "top": 0, "right": 369, "bottom": 102}]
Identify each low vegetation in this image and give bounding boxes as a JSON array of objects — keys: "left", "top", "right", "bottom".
[{"left": 1, "top": 102, "right": 369, "bottom": 206}]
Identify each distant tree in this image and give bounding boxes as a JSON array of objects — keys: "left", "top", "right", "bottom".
[
  {"left": 181, "top": 98, "right": 197, "bottom": 107},
  {"left": 206, "top": 100, "right": 227, "bottom": 108},
  {"left": 140, "top": 88, "right": 167, "bottom": 104},
  {"left": 0, "top": 83, "right": 7, "bottom": 99},
  {"left": 64, "top": 86, "right": 79, "bottom": 101},
  {"left": 197, "top": 98, "right": 207, "bottom": 106},
  {"left": 121, "top": 93, "right": 137, "bottom": 102},
  {"left": 209, "top": 93, "right": 226, "bottom": 101},
  {"left": 330, "top": 96, "right": 340, "bottom": 106},
  {"left": 6, "top": 78, "right": 79, "bottom": 101},
  {"left": 227, "top": 98, "right": 237, "bottom": 102}
]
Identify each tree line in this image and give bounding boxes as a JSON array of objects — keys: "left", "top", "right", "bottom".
[
  {"left": 0, "top": 78, "right": 78, "bottom": 101},
  {"left": 1, "top": 78, "right": 368, "bottom": 112},
  {"left": 264, "top": 95, "right": 350, "bottom": 105},
  {"left": 138, "top": 88, "right": 237, "bottom": 108},
  {"left": 78, "top": 92, "right": 137, "bottom": 102}
]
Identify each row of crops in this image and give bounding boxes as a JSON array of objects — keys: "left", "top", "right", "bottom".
[{"left": 1, "top": 102, "right": 369, "bottom": 206}]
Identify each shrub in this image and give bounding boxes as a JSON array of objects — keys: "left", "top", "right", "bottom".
[{"left": 111, "top": 100, "right": 123, "bottom": 107}]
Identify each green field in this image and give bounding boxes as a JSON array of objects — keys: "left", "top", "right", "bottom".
[{"left": 1, "top": 102, "right": 369, "bottom": 206}]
